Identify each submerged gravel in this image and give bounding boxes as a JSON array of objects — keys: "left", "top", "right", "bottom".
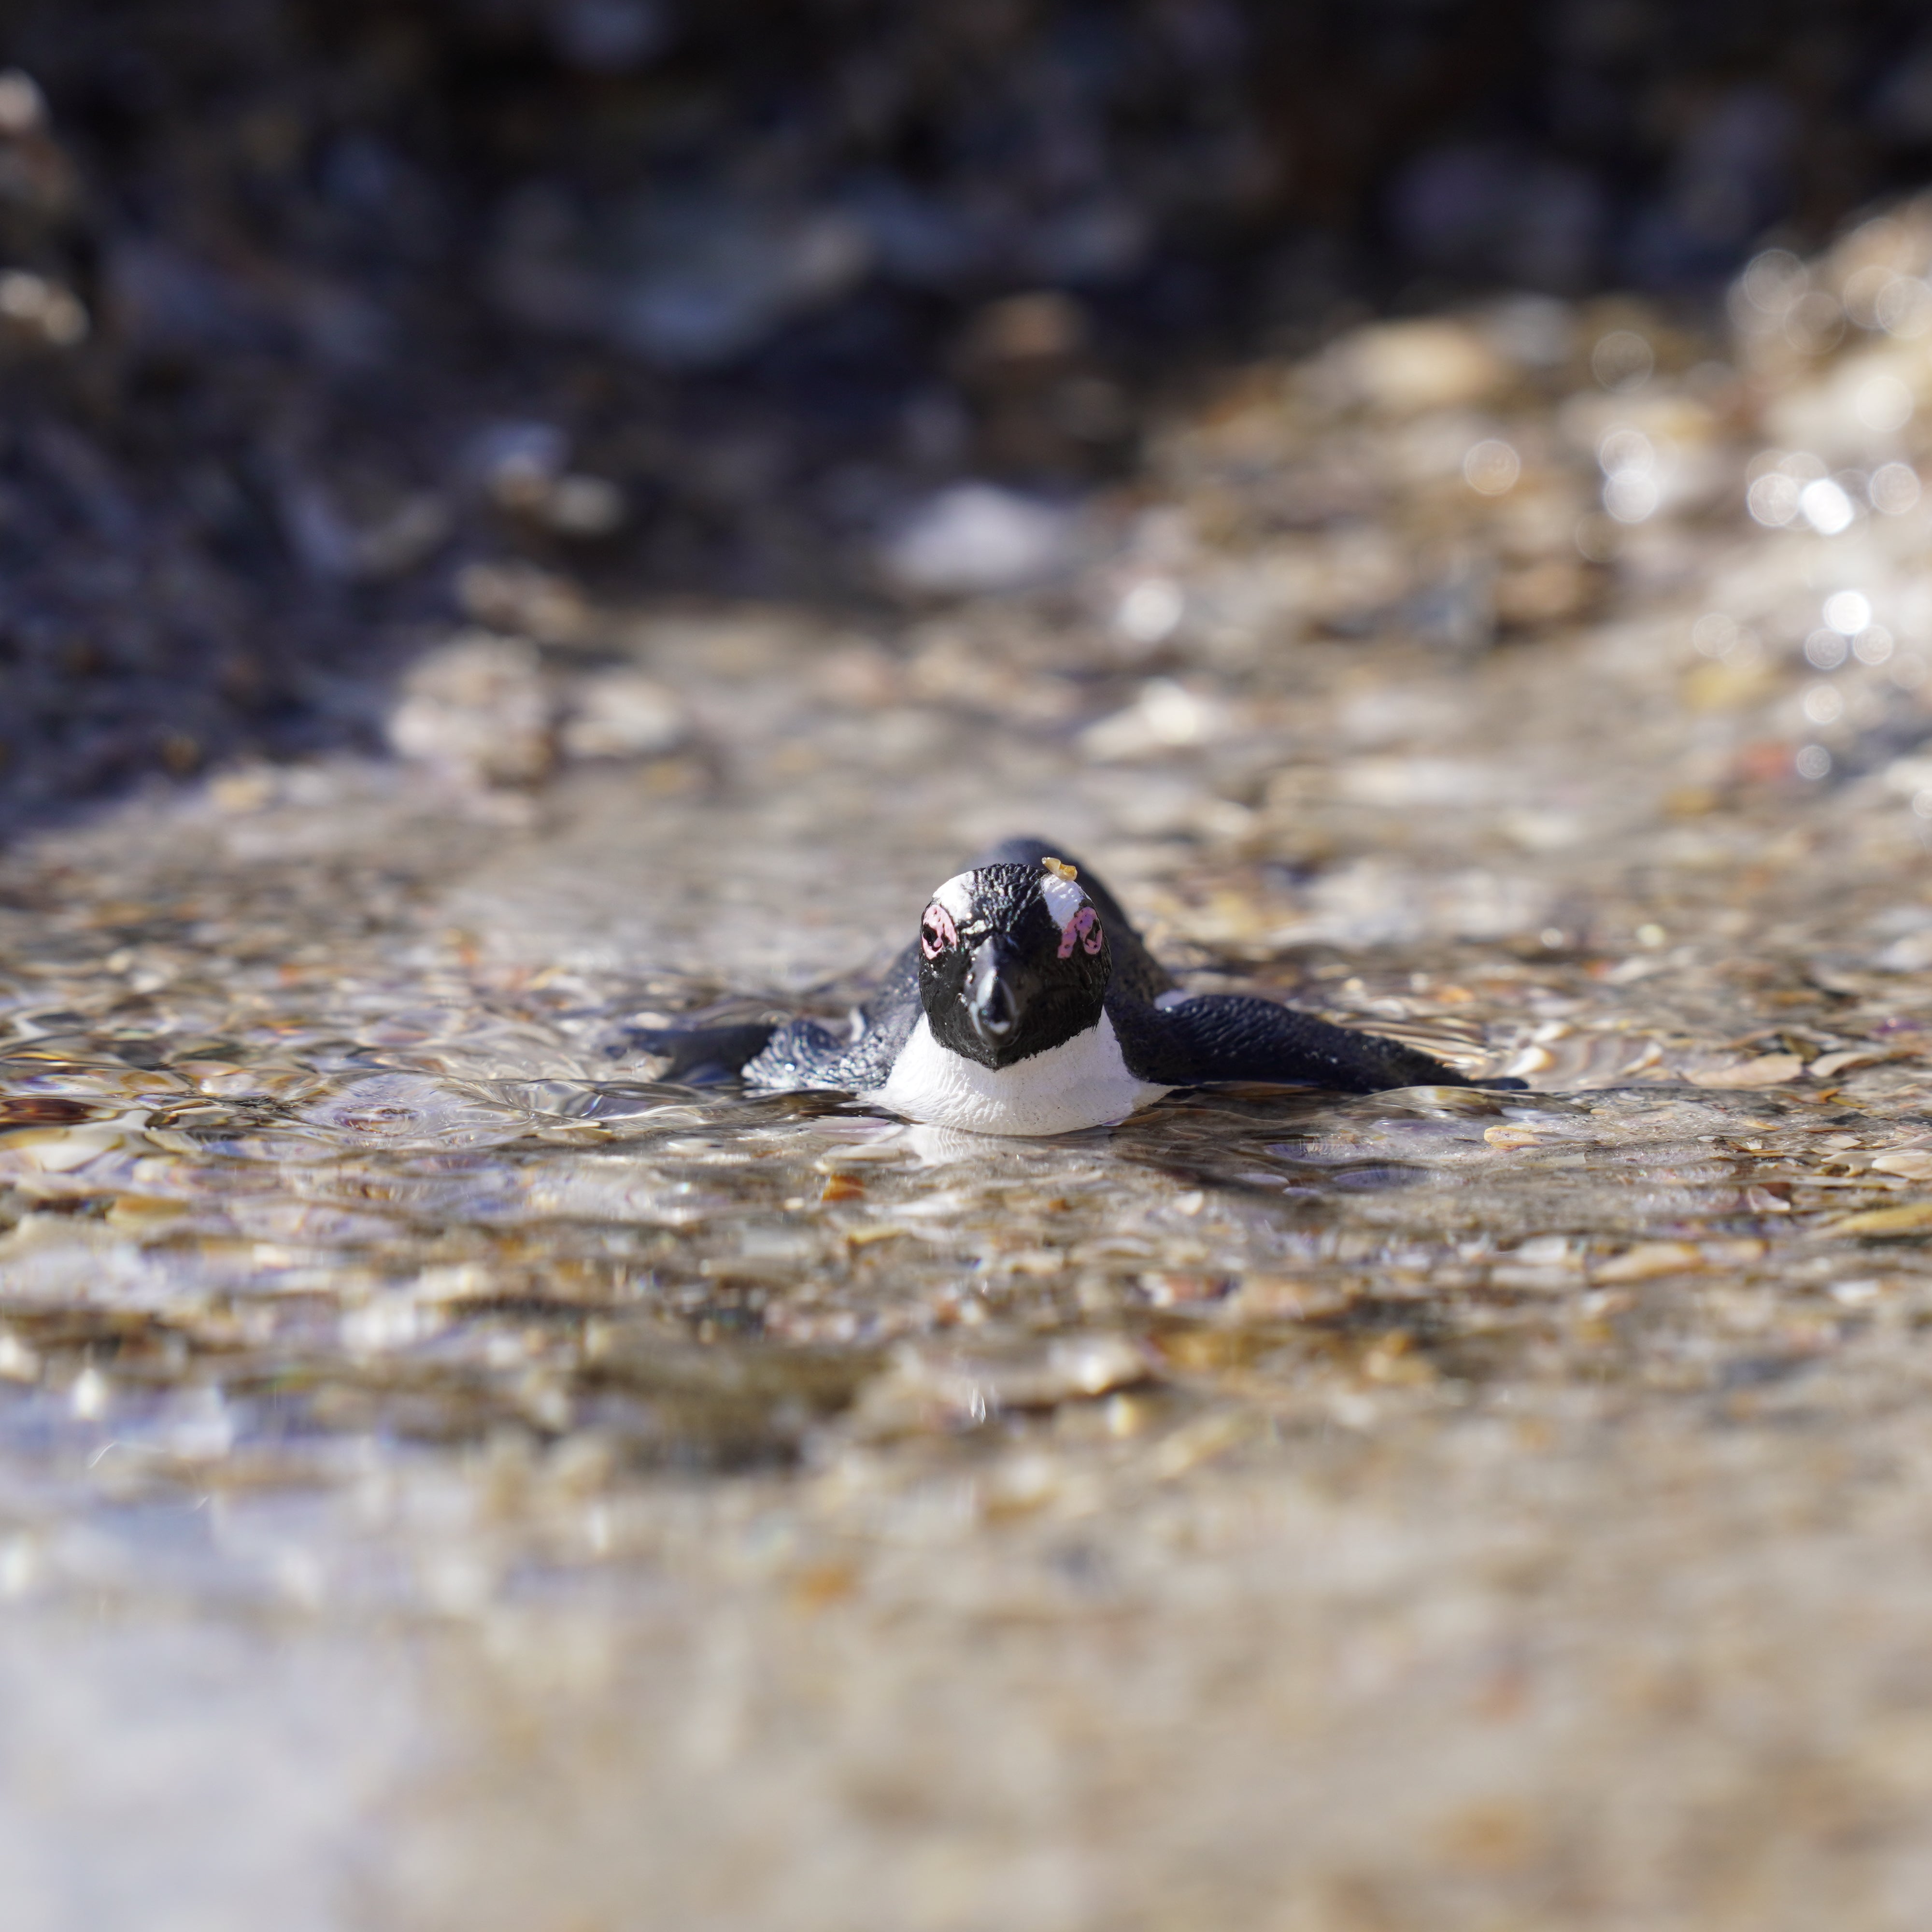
[{"left": 15, "top": 191, "right": 1932, "bottom": 1926}]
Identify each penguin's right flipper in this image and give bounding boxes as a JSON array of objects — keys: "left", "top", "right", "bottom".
[
  {"left": 740, "top": 998, "right": 923, "bottom": 1094},
  {"left": 969, "top": 835, "right": 1175, "bottom": 1003},
  {"left": 621, "top": 1021, "right": 779, "bottom": 1084}
]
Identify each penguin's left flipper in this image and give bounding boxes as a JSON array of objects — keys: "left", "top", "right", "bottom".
[
  {"left": 1112, "top": 994, "right": 1525, "bottom": 1095},
  {"left": 622, "top": 1021, "right": 779, "bottom": 1084}
]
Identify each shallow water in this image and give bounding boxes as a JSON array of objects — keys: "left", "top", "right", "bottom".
[{"left": 16, "top": 236, "right": 1932, "bottom": 1926}]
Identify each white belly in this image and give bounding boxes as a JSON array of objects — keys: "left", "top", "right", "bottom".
[{"left": 868, "top": 1013, "right": 1169, "bottom": 1136}]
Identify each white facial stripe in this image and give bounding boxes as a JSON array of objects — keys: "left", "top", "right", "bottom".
[
  {"left": 928, "top": 872, "right": 975, "bottom": 923},
  {"left": 1038, "top": 873, "right": 1086, "bottom": 929}
]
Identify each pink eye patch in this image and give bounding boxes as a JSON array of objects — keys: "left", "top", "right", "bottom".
[
  {"left": 920, "top": 902, "right": 959, "bottom": 958},
  {"left": 1058, "top": 906, "right": 1101, "bottom": 958}
]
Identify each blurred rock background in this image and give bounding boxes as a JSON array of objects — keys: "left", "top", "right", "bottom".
[{"left": 2, "top": 0, "right": 1931, "bottom": 824}]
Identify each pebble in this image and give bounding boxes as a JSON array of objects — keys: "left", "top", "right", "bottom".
[
  {"left": 1323, "top": 318, "right": 1512, "bottom": 416},
  {"left": 387, "top": 633, "right": 555, "bottom": 788},
  {"left": 1593, "top": 1242, "right": 1705, "bottom": 1283},
  {"left": 878, "top": 484, "right": 1081, "bottom": 596},
  {"left": 559, "top": 671, "right": 688, "bottom": 761},
  {"left": 1688, "top": 1053, "right": 1807, "bottom": 1088},
  {"left": 850, "top": 1333, "right": 1154, "bottom": 1436}
]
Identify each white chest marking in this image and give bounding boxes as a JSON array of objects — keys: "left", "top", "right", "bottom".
[{"left": 868, "top": 1013, "right": 1170, "bottom": 1137}]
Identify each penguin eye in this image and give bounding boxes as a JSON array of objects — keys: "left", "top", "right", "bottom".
[
  {"left": 1056, "top": 905, "right": 1101, "bottom": 959},
  {"left": 920, "top": 902, "right": 959, "bottom": 960}
]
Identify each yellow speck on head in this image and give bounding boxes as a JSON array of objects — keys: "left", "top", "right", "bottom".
[{"left": 1041, "top": 855, "right": 1078, "bottom": 881}]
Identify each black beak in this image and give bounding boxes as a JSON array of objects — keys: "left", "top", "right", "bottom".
[{"left": 966, "top": 935, "right": 1031, "bottom": 1050}]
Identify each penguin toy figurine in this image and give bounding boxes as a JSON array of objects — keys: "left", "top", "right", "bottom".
[{"left": 629, "top": 837, "right": 1513, "bottom": 1137}]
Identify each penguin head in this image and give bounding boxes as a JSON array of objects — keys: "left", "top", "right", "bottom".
[{"left": 915, "top": 861, "right": 1110, "bottom": 1068}]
